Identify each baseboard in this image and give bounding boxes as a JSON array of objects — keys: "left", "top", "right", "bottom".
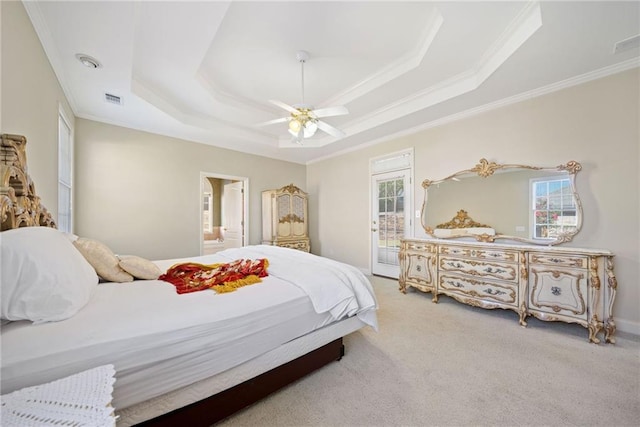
[{"left": 616, "top": 318, "right": 640, "bottom": 337}]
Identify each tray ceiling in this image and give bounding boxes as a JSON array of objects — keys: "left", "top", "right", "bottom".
[{"left": 24, "top": 1, "right": 640, "bottom": 164}]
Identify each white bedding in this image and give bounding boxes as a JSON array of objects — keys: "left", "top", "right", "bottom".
[{"left": 1, "top": 245, "right": 377, "bottom": 410}]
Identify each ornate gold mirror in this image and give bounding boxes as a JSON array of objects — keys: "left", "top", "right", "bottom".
[{"left": 421, "top": 158, "right": 582, "bottom": 245}]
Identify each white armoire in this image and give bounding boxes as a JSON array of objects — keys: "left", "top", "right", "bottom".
[{"left": 261, "top": 184, "right": 310, "bottom": 252}]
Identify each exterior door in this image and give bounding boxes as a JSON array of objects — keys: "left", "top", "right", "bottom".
[
  {"left": 371, "top": 170, "right": 411, "bottom": 278},
  {"left": 223, "top": 181, "right": 244, "bottom": 249}
]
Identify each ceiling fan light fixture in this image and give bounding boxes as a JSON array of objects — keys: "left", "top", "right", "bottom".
[
  {"left": 288, "top": 118, "right": 302, "bottom": 134},
  {"left": 262, "top": 50, "right": 348, "bottom": 143},
  {"left": 303, "top": 120, "right": 318, "bottom": 138}
]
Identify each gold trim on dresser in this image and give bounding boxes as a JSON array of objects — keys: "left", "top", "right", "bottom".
[
  {"left": 604, "top": 256, "right": 617, "bottom": 343},
  {"left": 399, "top": 238, "right": 616, "bottom": 344}
]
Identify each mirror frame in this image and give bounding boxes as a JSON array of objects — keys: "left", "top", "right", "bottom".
[{"left": 420, "top": 158, "right": 583, "bottom": 246}]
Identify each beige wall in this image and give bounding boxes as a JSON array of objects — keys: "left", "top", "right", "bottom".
[
  {"left": 308, "top": 68, "right": 640, "bottom": 333},
  {"left": 74, "top": 119, "right": 306, "bottom": 260},
  {"left": 1, "top": 1, "right": 75, "bottom": 218},
  {"left": 4, "top": 0, "right": 638, "bottom": 334}
]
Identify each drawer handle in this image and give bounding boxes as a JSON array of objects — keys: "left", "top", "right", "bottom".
[{"left": 551, "top": 286, "right": 562, "bottom": 296}]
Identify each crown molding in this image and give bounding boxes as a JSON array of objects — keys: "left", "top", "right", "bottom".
[
  {"left": 324, "top": 1, "right": 542, "bottom": 144},
  {"left": 195, "top": 69, "right": 276, "bottom": 116},
  {"left": 131, "top": 76, "right": 273, "bottom": 143},
  {"left": 320, "top": 7, "right": 444, "bottom": 109},
  {"left": 307, "top": 60, "right": 639, "bottom": 166}
]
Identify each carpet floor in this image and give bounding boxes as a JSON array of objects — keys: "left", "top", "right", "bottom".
[{"left": 218, "top": 276, "right": 640, "bottom": 426}]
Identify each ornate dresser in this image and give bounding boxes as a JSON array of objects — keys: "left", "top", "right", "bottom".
[
  {"left": 399, "top": 239, "right": 616, "bottom": 343},
  {"left": 261, "top": 184, "right": 310, "bottom": 252},
  {"left": 402, "top": 158, "right": 617, "bottom": 344}
]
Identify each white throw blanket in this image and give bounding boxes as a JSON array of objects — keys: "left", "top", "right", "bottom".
[{"left": 217, "top": 245, "right": 379, "bottom": 330}]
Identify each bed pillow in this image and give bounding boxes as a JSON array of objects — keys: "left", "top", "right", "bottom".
[
  {"left": 118, "top": 255, "right": 162, "bottom": 280},
  {"left": 73, "top": 238, "right": 134, "bottom": 282},
  {"left": 1, "top": 226, "right": 99, "bottom": 323}
]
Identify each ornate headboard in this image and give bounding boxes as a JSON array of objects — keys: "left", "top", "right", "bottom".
[{"left": 1, "top": 134, "right": 56, "bottom": 231}]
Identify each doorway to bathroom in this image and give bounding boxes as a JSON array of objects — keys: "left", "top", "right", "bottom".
[{"left": 200, "top": 172, "right": 249, "bottom": 255}]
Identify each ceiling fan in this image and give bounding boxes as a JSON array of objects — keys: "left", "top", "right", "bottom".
[{"left": 259, "top": 50, "right": 349, "bottom": 144}]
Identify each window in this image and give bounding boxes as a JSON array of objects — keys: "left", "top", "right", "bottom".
[
  {"left": 58, "top": 110, "right": 73, "bottom": 233},
  {"left": 531, "top": 177, "right": 577, "bottom": 239}
]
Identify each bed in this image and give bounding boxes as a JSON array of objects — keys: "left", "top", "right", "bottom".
[{"left": 0, "top": 134, "right": 378, "bottom": 425}]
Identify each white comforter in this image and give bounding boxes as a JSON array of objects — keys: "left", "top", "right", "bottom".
[
  {"left": 1, "top": 245, "right": 378, "bottom": 409},
  {"left": 213, "top": 245, "right": 378, "bottom": 329}
]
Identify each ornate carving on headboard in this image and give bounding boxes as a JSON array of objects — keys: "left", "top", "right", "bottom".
[{"left": 1, "top": 134, "right": 56, "bottom": 231}]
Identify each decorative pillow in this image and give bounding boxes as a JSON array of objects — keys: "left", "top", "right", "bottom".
[
  {"left": 73, "top": 238, "right": 134, "bottom": 283},
  {"left": 118, "top": 255, "right": 162, "bottom": 280},
  {"left": 1, "top": 226, "right": 99, "bottom": 323}
]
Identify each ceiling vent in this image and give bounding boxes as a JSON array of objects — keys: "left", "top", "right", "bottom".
[
  {"left": 104, "top": 93, "right": 122, "bottom": 106},
  {"left": 613, "top": 34, "right": 640, "bottom": 54}
]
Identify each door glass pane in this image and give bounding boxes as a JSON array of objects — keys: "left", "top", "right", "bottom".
[
  {"left": 386, "top": 181, "right": 394, "bottom": 196},
  {"left": 292, "top": 195, "right": 305, "bottom": 220},
  {"left": 386, "top": 198, "right": 394, "bottom": 212},
  {"left": 277, "top": 194, "right": 290, "bottom": 221},
  {"left": 376, "top": 177, "right": 405, "bottom": 267}
]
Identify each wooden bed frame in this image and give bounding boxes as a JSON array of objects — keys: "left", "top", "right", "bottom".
[
  {"left": 139, "top": 338, "right": 344, "bottom": 426},
  {"left": 0, "top": 134, "right": 349, "bottom": 425}
]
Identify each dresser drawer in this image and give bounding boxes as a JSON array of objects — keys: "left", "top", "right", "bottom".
[
  {"left": 439, "top": 274, "right": 518, "bottom": 306},
  {"left": 528, "top": 266, "right": 588, "bottom": 321},
  {"left": 405, "top": 253, "right": 435, "bottom": 285},
  {"left": 402, "top": 240, "right": 436, "bottom": 252},
  {"left": 276, "top": 240, "right": 310, "bottom": 252},
  {"left": 439, "top": 245, "right": 518, "bottom": 262},
  {"left": 528, "top": 253, "right": 588, "bottom": 269},
  {"left": 439, "top": 256, "right": 518, "bottom": 283}
]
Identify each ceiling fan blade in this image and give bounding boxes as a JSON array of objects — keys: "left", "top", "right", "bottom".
[
  {"left": 256, "top": 117, "right": 290, "bottom": 127},
  {"left": 316, "top": 120, "right": 346, "bottom": 139},
  {"left": 269, "top": 99, "right": 299, "bottom": 115},
  {"left": 311, "top": 106, "right": 348, "bottom": 118}
]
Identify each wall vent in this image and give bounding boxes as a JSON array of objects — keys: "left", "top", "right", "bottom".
[
  {"left": 104, "top": 93, "right": 122, "bottom": 106},
  {"left": 613, "top": 34, "right": 640, "bottom": 54}
]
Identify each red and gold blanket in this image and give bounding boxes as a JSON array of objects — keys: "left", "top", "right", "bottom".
[{"left": 159, "top": 258, "right": 269, "bottom": 294}]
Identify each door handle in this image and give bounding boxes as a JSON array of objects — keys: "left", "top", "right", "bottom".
[{"left": 371, "top": 228, "right": 378, "bottom": 232}]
